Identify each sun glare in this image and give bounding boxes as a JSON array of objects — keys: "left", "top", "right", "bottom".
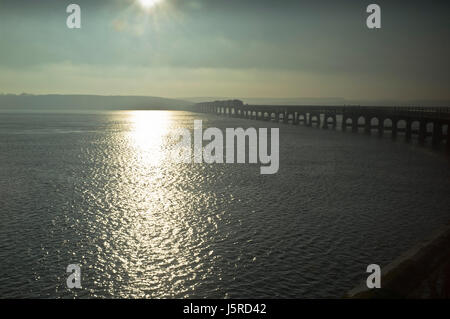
[
  {"left": 129, "top": 111, "right": 171, "bottom": 166},
  {"left": 138, "top": 0, "right": 162, "bottom": 9}
]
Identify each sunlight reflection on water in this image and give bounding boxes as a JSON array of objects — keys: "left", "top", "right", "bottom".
[
  {"left": 100, "top": 111, "right": 214, "bottom": 298},
  {"left": 128, "top": 111, "right": 171, "bottom": 167}
]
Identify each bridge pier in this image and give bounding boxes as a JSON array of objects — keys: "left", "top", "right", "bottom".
[
  {"left": 378, "top": 118, "right": 384, "bottom": 137},
  {"left": 392, "top": 119, "right": 398, "bottom": 139},
  {"left": 447, "top": 126, "right": 450, "bottom": 151},
  {"left": 445, "top": 125, "right": 450, "bottom": 152},
  {"left": 419, "top": 121, "right": 427, "bottom": 144},
  {"left": 323, "top": 114, "right": 328, "bottom": 129},
  {"left": 351, "top": 116, "right": 358, "bottom": 133},
  {"left": 364, "top": 117, "right": 371, "bottom": 135},
  {"left": 405, "top": 120, "right": 412, "bottom": 141},
  {"left": 432, "top": 122, "right": 443, "bottom": 146},
  {"left": 293, "top": 112, "right": 299, "bottom": 125}
]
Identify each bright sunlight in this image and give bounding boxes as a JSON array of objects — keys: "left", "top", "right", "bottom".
[{"left": 138, "top": 0, "right": 163, "bottom": 9}]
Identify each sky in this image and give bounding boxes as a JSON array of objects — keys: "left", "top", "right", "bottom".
[{"left": 0, "top": 0, "right": 449, "bottom": 101}]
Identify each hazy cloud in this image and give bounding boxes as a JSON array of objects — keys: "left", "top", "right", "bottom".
[{"left": 0, "top": 0, "right": 449, "bottom": 99}]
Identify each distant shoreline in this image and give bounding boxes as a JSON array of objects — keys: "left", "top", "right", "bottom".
[{"left": 0, "top": 94, "right": 193, "bottom": 111}]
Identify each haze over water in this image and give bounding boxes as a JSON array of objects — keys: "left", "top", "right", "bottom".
[{"left": 0, "top": 110, "right": 449, "bottom": 298}]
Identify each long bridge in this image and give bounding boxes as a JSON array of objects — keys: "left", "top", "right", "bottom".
[{"left": 192, "top": 100, "right": 450, "bottom": 150}]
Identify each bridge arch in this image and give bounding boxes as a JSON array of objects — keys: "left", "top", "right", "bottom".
[
  {"left": 286, "top": 112, "right": 295, "bottom": 124},
  {"left": 397, "top": 119, "right": 407, "bottom": 137},
  {"left": 383, "top": 118, "right": 393, "bottom": 127},
  {"left": 397, "top": 119, "right": 407, "bottom": 130},
  {"left": 310, "top": 114, "right": 320, "bottom": 127},
  {"left": 383, "top": 119, "right": 393, "bottom": 135},
  {"left": 370, "top": 117, "right": 380, "bottom": 127},
  {"left": 355, "top": 116, "right": 365, "bottom": 132},
  {"left": 298, "top": 113, "right": 307, "bottom": 124},
  {"left": 411, "top": 120, "right": 420, "bottom": 131},
  {"left": 357, "top": 116, "right": 366, "bottom": 125},
  {"left": 325, "top": 115, "right": 336, "bottom": 127}
]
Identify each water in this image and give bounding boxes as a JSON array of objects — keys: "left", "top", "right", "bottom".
[{"left": 0, "top": 110, "right": 449, "bottom": 298}]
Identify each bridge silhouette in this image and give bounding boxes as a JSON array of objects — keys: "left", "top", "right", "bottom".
[{"left": 192, "top": 100, "right": 450, "bottom": 150}]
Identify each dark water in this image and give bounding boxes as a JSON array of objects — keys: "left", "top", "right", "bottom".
[{"left": 0, "top": 110, "right": 449, "bottom": 298}]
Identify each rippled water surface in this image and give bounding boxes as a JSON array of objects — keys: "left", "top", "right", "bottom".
[{"left": 0, "top": 110, "right": 449, "bottom": 298}]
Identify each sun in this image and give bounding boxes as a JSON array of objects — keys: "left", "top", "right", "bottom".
[{"left": 138, "top": 0, "right": 162, "bottom": 9}]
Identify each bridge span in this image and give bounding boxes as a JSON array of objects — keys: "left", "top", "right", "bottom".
[{"left": 192, "top": 100, "right": 450, "bottom": 150}]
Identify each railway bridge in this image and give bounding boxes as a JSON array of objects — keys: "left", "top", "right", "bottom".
[{"left": 193, "top": 100, "right": 450, "bottom": 149}]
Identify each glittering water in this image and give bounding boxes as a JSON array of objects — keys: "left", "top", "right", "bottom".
[{"left": 0, "top": 110, "right": 449, "bottom": 298}]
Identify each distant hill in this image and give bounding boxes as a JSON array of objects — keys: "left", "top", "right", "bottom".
[{"left": 0, "top": 94, "right": 193, "bottom": 111}]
